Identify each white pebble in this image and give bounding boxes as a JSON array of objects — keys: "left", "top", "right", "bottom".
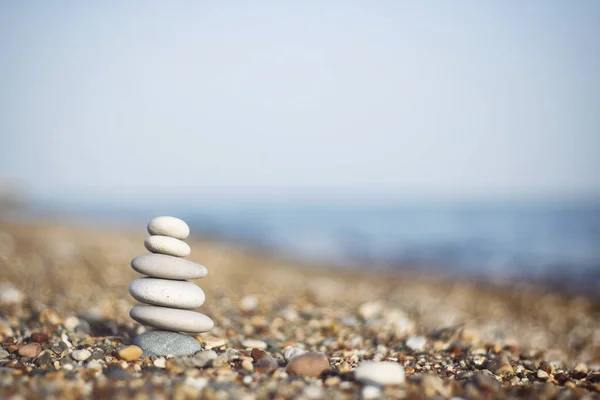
[
  {"left": 240, "top": 295, "right": 258, "bottom": 312},
  {"left": 354, "top": 361, "right": 405, "bottom": 385},
  {"left": 147, "top": 216, "right": 190, "bottom": 239},
  {"left": 64, "top": 316, "right": 80, "bottom": 331},
  {"left": 406, "top": 335, "right": 427, "bottom": 352},
  {"left": 204, "top": 337, "right": 227, "bottom": 350},
  {"left": 359, "top": 301, "right": 383, "bottom": 320},
  {"left": 0, "top": 284, "right": 23, "bottom": 305},
  {"left": 153, "top": 357, "right": 166, "bottom": 368},
  {"left": 144, "top": 236, "right": 191, "bottom": 257},
  {"left": 303, "top": 385, "right": 324, "bottom": 399},
  {"left": 283, "top": 346, "right": 306, "bottom": 362},
  {"left": 129, "top": 277, "right": 205, "bottom": 309},
  {"left": 87, "top": 360, "right": 103, "bottom": 370},
  {"left": 130, "top": 305, "right": 214, "bottom": 333},
  {"left": 71, "top": 349, "right": 92, "bottom": 361},
  {"left": 241, "top": 339, "right": 267, "bottom": 350},
  {"left": 131, "top": 254, "right": 208, "bottom": 280},
  {"left": 362, "top": 385, "right": 382, "bottom": 399}
]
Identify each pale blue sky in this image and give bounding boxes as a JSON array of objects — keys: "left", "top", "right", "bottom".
[{"left": 1, "top": 1, "right": 599, "bottom": 203}]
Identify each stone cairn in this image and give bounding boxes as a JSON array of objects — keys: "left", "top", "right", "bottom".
[{"left": 129, "top": 216, "right": 213, "bottom": 356}]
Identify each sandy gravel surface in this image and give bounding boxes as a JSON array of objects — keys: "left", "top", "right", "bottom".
[{"left": 0, "top": 219, "right": 599, "bottom": 399}]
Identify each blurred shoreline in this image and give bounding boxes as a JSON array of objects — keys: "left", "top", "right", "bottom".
[
  {"left": 7, "top": 197, "right": 599, "bottom": 300},
  {"left": 2, "top": 201, "right": 600, "bottom": 301}
]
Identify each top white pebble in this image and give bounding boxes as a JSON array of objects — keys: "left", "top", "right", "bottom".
[{"left": 147, "top": 216, "right": 190, "bottom": 239}]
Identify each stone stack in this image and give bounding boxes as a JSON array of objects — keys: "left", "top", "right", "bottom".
[{"left": 129, "top": 216, "right": 213, "bottom": 356}]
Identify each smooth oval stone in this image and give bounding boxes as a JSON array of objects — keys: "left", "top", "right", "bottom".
[
  {"left": 129, "top": 278, "right": 205, "bottom": 309},
  {"left": 144, "top": 236, "right": 191, "bottom": 257},
  {"left": 131, "top": 254, "right": 208, "bottom": 280},
  {"left": 147, "top": 216, "right": 190, "bottom": 239},
  {"left": 354, "top": 361, "right": 405, "bottom": 385},
  {"left": 133, "top": 330, "right": 201, "bottom": 356},
  {"left": 130, "top": 305, "right": 214, "bottom": 333}
]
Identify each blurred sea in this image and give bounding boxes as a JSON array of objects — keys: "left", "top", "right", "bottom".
[
  {"left": 183, "top": 201, "right": 600, "bottom": 288},
  {"left": 28, "top": 199, "right": 600, "bottom": 291}
]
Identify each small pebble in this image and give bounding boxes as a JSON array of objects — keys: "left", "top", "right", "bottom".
[
  {"left": 31, "top": 332, "right": 49, "bottom": 344},
  {"left": 212, "top": 354, "right": 229, "bottom": 368},
  {"left": 354, "top": 361, "right": 405, "bottom": 385},
  {"left": 485, "top": 355, "right": 513, "bottom": 376},
  {"left": 241, "top": 339, "right": 267, "bottom": 350},
  {"left": 0, "top": 349, "right": 9, "bottom": 359},
  {"left": 283, "top": 346, "right": 306, "bottom": 362},
  {"left": 537, "top": 369, "right": 549, "bottom": 380},
  {"left": 255, "top": 354, "right": 278, "bottom": 373},
  {"left": 286, "top": 353, "right": 329, "bottom": 378},
  {"left": 241, "top": 358, "right": 254, "bottom": 372},
  {"left": 0, "top": 284, "right": 23, "bottom": 305},
  {"left": 18, "top": 343, "right": 41, "bottom": 358},
  {"left": 362, "top": 385, "right": 382, "bottom": 399},
  {"left": 64, "top": 316, "right": 80, "bottom": 331},
  {"left": 406, "top": 336, "right": 427, "bottom": 352},
  {"left": 87, "top": 360, "right": 103, "bottom": 371},
  {"left": 191, "top": 350, "right": 217, "bottom": 367},
  {"left": 117, "top": 345, "right": 143, "bottom": 361},
  {"left": 71, "top": 349, "right": 92, "bottom": 361},
  {"left": 240, "top": 295, "right": 259, "bottom": 312},
  {"left": 358, "top": 301, "right": 382, "bottom": 320},
  {"left": 202, "top": 337, "right": 226, "bottom": 350},
  {"left": 153, "top": 357, "right": 166, "bottom": 368}
]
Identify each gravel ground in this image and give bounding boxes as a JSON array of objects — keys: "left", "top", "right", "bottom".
[{"left": 0, "top": 219, "right": 599, "bottom": 399}]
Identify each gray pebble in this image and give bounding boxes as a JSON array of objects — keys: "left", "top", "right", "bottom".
[{"left": 133, "top": 330, "right": 202, "bottom": 357}]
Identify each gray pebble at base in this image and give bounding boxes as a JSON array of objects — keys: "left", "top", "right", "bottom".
[
  {"left": 129, "top": 216, "right": 213, "bottom": 356},
  {"left": 133, "top": 331, "right": 202, "bottom": 357}
]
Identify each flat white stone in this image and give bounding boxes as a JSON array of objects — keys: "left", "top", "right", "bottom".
[
  {"left": 144, "top": 236, "right": 191, "bottom": 257},
  {"left": 131, "top": 254, "right": 208, "bottom": 280},
  {"left": 130, "top": 305, "right": 214, "bottom": 333},
  {"left": 129, "top": 278, "right": 205, "bottom": 309},
  {"left": 354, "top": 361, "right": 405, "bottom": 385},
  {"left": 148, "top": 216, "right": 190, "bottom": 239}
]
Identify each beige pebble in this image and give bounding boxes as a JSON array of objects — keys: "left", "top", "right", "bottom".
[
  {"left": 241, "top": 339, "right": 267, "bottom": 350},
  {"left": 18, "top": 343, "right": 41, "bottom": 358},
  {"left": 286, "top": 353, "right": 329, "bottom": 378},
  {"left": 242, "top": 359, "right": 254, "bottom": 372},
  {"left": 118, "top": 345, "right": 143, "bottom": 361}
]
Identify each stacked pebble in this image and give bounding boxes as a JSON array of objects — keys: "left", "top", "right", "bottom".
[{"left": 129, "top": 216, "right": 213, "bottom": 356}]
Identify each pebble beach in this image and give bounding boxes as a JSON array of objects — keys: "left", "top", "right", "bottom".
[{"left": 0, "top": 218, "right": 599, "bottom": 399}]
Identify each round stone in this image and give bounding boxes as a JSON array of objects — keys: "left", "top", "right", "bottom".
[
  {"left": 354, "top": 361, "right": 405, "bottom": 385},
  {"left": 144, "top": 236, "right": 191, "bottom": 257},
  {"left": 286, "top": 352, "right": 330, "bottom": 378},
  {"left": 131, "top": 254, "right": 208, "bottom": 280},
  {"left": 129, "top": 277, "right": 205, "bottom": 309},
  {"left": 130, "top": 305, "right": 214, "bottom": 333},
  {"left": 133, "top": 330, "right": 201, "bottom": 356},
  {"left": 147, "top": 216, "right": 190, "bottom": 239}
]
